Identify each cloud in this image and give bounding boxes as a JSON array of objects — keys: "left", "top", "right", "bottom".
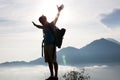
[
  {"left": 101, "top": 9, "right": 120, "bottom": 28},
  {"left": 84, "top": 65, "right": 108, "bottom": 70},
  {"left": 0, "top": 0, "right": 41, "bottom": 34},
  {"left": 0, "top": 17, "right": 17, "bottom": 25}
]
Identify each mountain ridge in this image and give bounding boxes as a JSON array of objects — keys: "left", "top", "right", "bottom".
[
  {"left": 0, "top": 38, "right": 120, "bottom": 66},
  {"left": 106, "top": 38, "right": 120, "bottom": 45}
]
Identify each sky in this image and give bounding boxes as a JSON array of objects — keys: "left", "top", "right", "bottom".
[{"left": 0, "top": 0, "right": 120, "bottom": 63}]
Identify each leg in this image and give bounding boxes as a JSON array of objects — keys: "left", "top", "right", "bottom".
[
  {"left": 54, "top": 62, "right": 58, "bottom": 77},
  {"left": 48, "top": 62, "right": 54, "bottom": 77}
]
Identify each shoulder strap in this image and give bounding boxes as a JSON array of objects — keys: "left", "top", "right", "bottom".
[
  {"left": 41, "top": 39, "right": 44, "bottom": 57},
  {"left": 49, "top": 23, "right": 55, "bottom": 36}
]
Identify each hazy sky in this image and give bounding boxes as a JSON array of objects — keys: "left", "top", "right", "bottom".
[{"left": 0, "top": 0, "right": 120, "bottom": 63}]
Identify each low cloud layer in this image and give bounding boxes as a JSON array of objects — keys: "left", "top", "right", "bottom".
[{"left": 101, "top": 9, "right": 120, "bottom": 28}]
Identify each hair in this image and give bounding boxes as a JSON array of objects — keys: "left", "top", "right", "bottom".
[{"left": 39, "top": 15, "right": 47, "bottom": 25}]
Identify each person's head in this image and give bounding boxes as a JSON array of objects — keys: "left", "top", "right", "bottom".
[{"left": 39, "top": 15, "right": 47, "bottom": 25}]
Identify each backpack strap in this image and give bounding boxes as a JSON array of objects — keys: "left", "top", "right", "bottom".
[
  {"left": 41, "top": 39, "right": 44, "bottom": 57},
  {"left": 49, "top": 23, "right": 56, "bottom": 45}
]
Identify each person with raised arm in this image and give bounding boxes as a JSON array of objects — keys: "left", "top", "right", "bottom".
[{"left": 32, "top": 4, "right": 64, "bottom": 80}]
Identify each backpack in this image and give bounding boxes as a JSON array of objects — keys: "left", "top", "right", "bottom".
[
  {"left": 41, "top": 24, "right": 66, "bottom": 57},
  {"left": 54, "top": 27, "right": 66, "bottom": 48},
  {"left": 50, "top": 24, "right": 66, "bottom": 48}
]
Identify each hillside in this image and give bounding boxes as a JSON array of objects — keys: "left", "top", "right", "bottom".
[
  {"left": 57, "top": 38, "right": 120, "bottom": 65},
  {"left": 0, "top": 38, "right": 120, "bottom": 66}
]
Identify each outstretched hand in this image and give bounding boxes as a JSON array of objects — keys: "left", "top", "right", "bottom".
[
  {"left": 32, "top": 21, "right": 36, "bottom": 26},
  {"left": 57, "top": 4, "right": 64, "bottom": 12}
]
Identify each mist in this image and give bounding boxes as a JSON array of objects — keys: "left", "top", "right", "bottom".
[{"left": 0, "top": 65, "right": 120, "bottom": 80}]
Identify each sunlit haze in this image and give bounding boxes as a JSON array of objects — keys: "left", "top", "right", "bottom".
[{"left": 0, "top": 0, "right": 120, "bottom": 63}]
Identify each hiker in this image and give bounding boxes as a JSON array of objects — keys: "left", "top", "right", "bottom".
[{"left": 32, "top": 4, "right": 64, "bottom": 80}]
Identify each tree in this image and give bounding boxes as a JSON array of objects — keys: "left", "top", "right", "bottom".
[{"left": 63, "top": 69, "right": 90, "bottom": 80}]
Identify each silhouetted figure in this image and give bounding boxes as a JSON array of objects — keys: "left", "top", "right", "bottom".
[{"left": 32, "top": 4, "right": 64, "bottom": 80}]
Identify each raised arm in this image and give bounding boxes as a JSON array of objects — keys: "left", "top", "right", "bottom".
[
  {"left": 32, "top": 21, "right": 43, "bottom": 29},
  {"left": 52, "top": 4, "right": 64, "bottom": 25}
]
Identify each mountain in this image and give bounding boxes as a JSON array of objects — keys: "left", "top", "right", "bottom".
[
  {"left": 28, "top": 57, "right": 46, "bottom": 65},
  {"left": 78, "top": 38, "right": 120, "bottom": 63},
  {"left": 0, "top": 61, "right": 28, "bottom": 67},
  {"left": 0, "top": 38, "right": 120, "bottom": 66},
  {"left": 106, "top": 38, "right": 120, "bottom": 45},
  {"left": 57, "top": 38, "right": 120, "bottom": 65},
  {"left": 0, "top": 58, "right": 46, "bottom": 67},
  {"left": 57, "top": 47, "right": 80, "bottom": 65}
]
